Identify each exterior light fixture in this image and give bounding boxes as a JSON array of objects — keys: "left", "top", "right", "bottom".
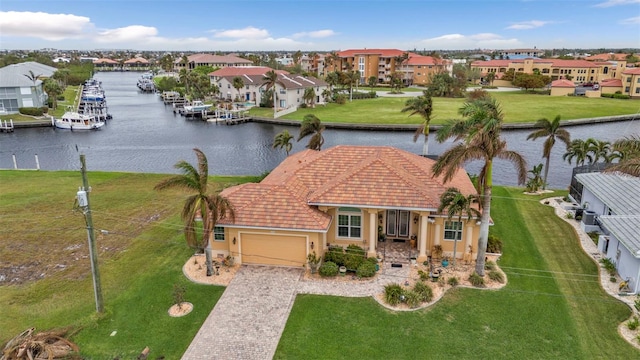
[{"left": 311, "top": 241, "right": 314, "bottom": 250}]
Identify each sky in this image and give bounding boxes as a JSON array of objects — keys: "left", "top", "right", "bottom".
[{"left": 1, "top": 0, "right": 639, "bottom": 52}]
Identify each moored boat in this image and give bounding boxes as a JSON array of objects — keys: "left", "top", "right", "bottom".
[
  {"left": 53, "top": 112, "right": 105, "bottom": 130},
  {"left": 183, "top": 100, "right": 213, "bottom": 112}
]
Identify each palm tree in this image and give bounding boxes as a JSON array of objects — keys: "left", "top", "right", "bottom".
[
  {"left": 43, "top": 78, "right": 62, "bottom": 110},
  {"left": 563, "top": 139, "right": 594, "bottom": 167},
  {"left": 325, "top": 71, "right": 340, "bottom": 95},
  {"left": 154, "top": 148, "right": 235, "bottom": 276},
  {"left": 273, "top": 130, "right": 294, "bottom": 156},
  {"left": 401, "top": 90, "right": 433, "bottom": 157},
  {"left": 486, "top": 72, "right": 496, "bottom": 86},
  {"left": 434, "top": 97, "right": 527, "bottom": 275},
  {"left": 262, "top": 70, "right": 279, "bottom": 117},
  {"left": 606, "top": 135, "right": 640, "bottom": 176},
  {"left": 437, "top": 187, "right": 481, "bottom": 266},
  {"left": 526, "top": 115, "right": 571, "bottom": 190},
  {"left": 303, "top": 87, "right": 316, "bottom": 108},
  {"left": 587, "top": 138, "right": 614, "bottom": 164},
  {"left": 297, "top": 114, "right": 325, "bottom": 150},
  {"left": 232, "top": 76, "right": 245, "bottom": 101},
  {"left": 24, "top": 70, "right": 42, "bottom": 86}
]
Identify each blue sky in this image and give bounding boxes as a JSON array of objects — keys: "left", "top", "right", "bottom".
[{"left": 1, "top": 0, "right": 638, "bottom": 51}]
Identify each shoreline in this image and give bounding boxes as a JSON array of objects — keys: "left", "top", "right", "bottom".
[{"left": 7, "top": 113, "right": 639, "bottom": 131}]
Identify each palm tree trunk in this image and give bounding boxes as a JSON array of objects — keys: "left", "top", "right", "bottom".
[
  {"left": 422, "top": 124, "right": 430, "bottom": 156},
  {"left": 476, "top": 162, "right": 493, "bottom": 276},
  {"left": 273, "top": 91, "right": 277, "bottom": 118},
  {"left": 205, "top": 243, "right": 214, "bottom": 276},
  {"left": 542, "top": 156, "right": 550, "bottom": 190}
]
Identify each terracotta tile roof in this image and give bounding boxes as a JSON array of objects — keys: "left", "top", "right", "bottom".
[
  {"left": 219, "top": 146, "right": 476, "bottom": 231},
  {"left": 601, "top": 79, "right": 622, "bottom": 87},
  {"left": 93, "top": 58, "right": 118, "bottom": 64},
  {"left": 551, "top": 79, "right": 576, "bottom": 88},
  {"left": 547, "top": 59, "right": 599, "bottom": 68},
  {"left": 210, "top": 66, "right": 288, "bottom": 77},
  {"left": 337, "top": 49, "right": 415, "bottom": 58},
  {"left": 175, "top": 53, "right": 253, "bottom": 65},
  {"left": 470, "top": 60, "right": 511, "bottom": 67},
  {"left": 585, "top": 53, "right": 629, "bottom": 61},
  {"left": 406, "top": 55, "right": 443, "bottom": 66},
  {"left": 623, "top": 68, "right": 640, "bottom": 75},
  {"left": 124, "top": 57, "right": 149, "bottom": 64}
]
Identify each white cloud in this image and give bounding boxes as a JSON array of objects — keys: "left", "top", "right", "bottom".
[
  {"left": 594, "top": 0, "right": 640, "bottom": 8},
  {"left": 620, "top": 16, "right": 640, "bottom": 24},
  {"left": 506, "top": 20, "right": 550, "bottom": 30},
  {"left": 420, "top": 33, "right": 521, "bottom": 49},
  {"left": 96, "top": 25, "right": 158, "bottom": 43},
  {"left": 292, "top": 29, "right": 337, "bottom": 39},
  {"left": 0, "top": 11, "right": 92, "bottom": 41},
  {"left": 212, "top": 26, "right": 269, "bottom": 39}
]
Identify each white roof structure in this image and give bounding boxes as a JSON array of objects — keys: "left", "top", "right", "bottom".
[
  {"left": 598, "top": 215, "right": 640, "bottom": 257},
  {"left": 0, "top": 62, "right": 58, "bottom": 87}
]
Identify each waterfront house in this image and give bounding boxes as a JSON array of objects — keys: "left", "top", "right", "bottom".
[
  {"left": 575, "top": 172, "right": 640, "bottom": 294},
  {"left": 0, "top": 61, "right": 56, "bottom": 113},
  {"left": 174, "top": 53, "right": 252, "bottom": 72},
  {"left": 123, "top": 57, "right": 151, "bottom": 71},
  {"left": 93, "top": 58, "right": 119, "bottom": 71},
  {"left": 212, "top": 145, "right": 481, "bottom": 267}
]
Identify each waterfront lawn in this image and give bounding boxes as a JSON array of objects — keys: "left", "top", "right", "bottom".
[
  {"left": 275, "top": 188, "right": 636, "bottom": 359},
  {"left": 0, "top": 86, "right": 79, "bottom": 122},
  {"left": 248, "top": 93, "right": 639, "bottom": 125},
  {"left": 0, "top": 171, "right": 259, "bottom": 359}
]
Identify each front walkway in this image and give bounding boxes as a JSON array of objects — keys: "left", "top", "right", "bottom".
[{"left": 181, "top": 266, "right": 303, "bottom": 360}]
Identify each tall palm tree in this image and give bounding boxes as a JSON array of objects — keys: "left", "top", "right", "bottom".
[
  {"left": 401, "top": 90, "right": 433, "bottom": 157},
  {"left": 303, "top": 87, "right": 316, "bottom": 108},
  {"left": 526, "top": 115, "right": 571, "bottom": 190},
  {"left": 606, "top": 135, "right": 640, "bottom": 176},
  {"left": 273, "top": 129, "right": 294, "bottom": 156},
  {"left": 434, "top": 97, "right": 527, "bottom": 275},
  {"left": 437, "top": 187, "right": 481, "bottom": 266},
  {"left": 24, "top": 70, "right": 42, "bottom": 86},
  {"left": 298, "top": 114, "right": 325, "bottom": 150},
  {"left": 563, "top": 138, "right": 594, "bottom": 167},
  {"left": 232, "top": 76, "right": 245, "bottom": 101},
  {"left": 262, "top": 70, "right": 279, "bottom": 117},
  {"left": 587, "top": 138, "right": 614, "bottom": 164},
  {"left": 154, "top": 148, "right": 234, "bottom": 276},
  {"left": 325, "top": 71, "right": 340, "bottom": 94},
  {"left": 43, "top": 78, "right": 62, "bottom": 110}
]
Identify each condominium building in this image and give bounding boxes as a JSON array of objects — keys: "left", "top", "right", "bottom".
[{"left": 174, "top": 54, "right": 252, "bottom": 72}]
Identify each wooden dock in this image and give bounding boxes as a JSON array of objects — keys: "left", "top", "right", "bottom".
[{"left": 0, "top": 119, "right": 14, "bottom": 132}]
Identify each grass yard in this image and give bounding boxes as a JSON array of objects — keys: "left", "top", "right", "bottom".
[
  {"left": 275, "top": 188, "right": 637, "bottom": 359},
  {"left": 249, "top": 92, "right": 639, "bottom": 125},
  {"left": 0, "top": 170, "right": 260, "bottom": 359},
  {"left": 0, "top": 86, "right": 79, "bottom": 123}
]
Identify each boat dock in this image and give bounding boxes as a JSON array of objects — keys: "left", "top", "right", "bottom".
[{"left": 0, "top": 119, "right": 14, "bottom": 132}]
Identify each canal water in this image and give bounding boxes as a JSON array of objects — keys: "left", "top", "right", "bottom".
[{"left": 1, "top": 72, "right": 639, "bottom": 189}]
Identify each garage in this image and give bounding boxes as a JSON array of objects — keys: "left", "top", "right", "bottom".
[{"left": 240, "top": 233, "right": 307, "bottom": 267}]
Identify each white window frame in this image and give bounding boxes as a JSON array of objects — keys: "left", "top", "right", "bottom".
[
  {"left": 213, "top": 226, "right": 225, "bottom": 242},
  {"left": 337, "top": 207, "right": 362, "bottom": 239},
  {"left": 443, "top": 221, "right": 462, "bottom": 241}
]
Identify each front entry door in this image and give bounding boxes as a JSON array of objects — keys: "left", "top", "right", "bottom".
[{"left": 386, "top": 210, "right": 410, "bottom": 238}]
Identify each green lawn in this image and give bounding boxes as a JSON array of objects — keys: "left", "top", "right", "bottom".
[
  {"left": 275, "top": 188, "right": 637, "bottom": 359},
  {"left": 249, "top": 92, "right": 639, "bottom": 125},
  {"left": 0, "top": 171, "right": 259, "bottom": 359},
  {"left": 0, "top": 85, "right": 79, "bottom": 122}
]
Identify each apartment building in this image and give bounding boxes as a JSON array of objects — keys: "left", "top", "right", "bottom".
[{"left": 174, "top": 53, "right": 252, "bottom": 72}]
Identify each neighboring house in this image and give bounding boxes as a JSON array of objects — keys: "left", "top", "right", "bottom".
[
  {"left": 174, "top": 53, "right": 252, "bottom": 72},
  {"left": 0, "top": 61, "right": 57, "bottom": 113},
  {"left": 300, "top": 54, "right": 326, "bottom": 77},
  {"left": 496, "top": 48, "right": 546, "bottom": 59},
  {"left": 621, "top": 68, "right": 640, "bottom": 98},
  {"left": 574, "top": 172, "right": 640, "bottom": 294},
  {"left": 213, "top": 145, "right": 481, "bottom": 267},
  {"left": 210, "top": 66, "right": 328, "bottom": 112},
  {"left": 123, "top": 57, "right": 151, "bottom": 71},
  {"left": 550, "top": 79, "right": 575, "bottom": 96},
  {"left": 398, "top": 55, "right": 450, "bottom": 86},
  {"left": 93, "top": 58, "right": 119, "bottom": 71}
]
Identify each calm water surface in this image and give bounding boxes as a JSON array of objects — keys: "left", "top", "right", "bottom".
[{"left": 1, "top": 72, "right": 639, "bottom": 189}]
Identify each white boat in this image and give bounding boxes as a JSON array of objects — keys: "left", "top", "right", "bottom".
[
  {"left": 53, "top": 112, "right": 105, "bottom": 130},
  {"left": 183, "top": 100, "right": 212, "bottom": 112}
]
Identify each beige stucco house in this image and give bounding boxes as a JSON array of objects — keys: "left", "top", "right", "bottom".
[{"left": 212, "top": 145, "right": 481, "bottom": 268}]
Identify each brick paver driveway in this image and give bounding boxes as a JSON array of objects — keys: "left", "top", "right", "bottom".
[{"left": 181, "top": 266, "right": 303, "bottom": 360}]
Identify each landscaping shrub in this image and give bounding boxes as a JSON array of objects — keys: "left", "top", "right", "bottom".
[
  {"left": 404, "top": 290, "right": 422, "bottom": 308},
  {"left": 324, "top": 246, "right": 345, "bottom": 266},
  {"left": 413, "top": 281, "right": 433, "bottom": 303},
  {"left": 19, "top": 107, "right": 44, "bottom": 116},
  {"left": 599, "top": 258, "right": 617, "bottom": 276},
  {"left": 319, "top": 261, "right": 338, "bottom": 277},
  {"left": 384, "top": 283, "right": 404, "bottom": 305},
  {"left": 627, "top": 316, "right": 639, "bottom": 331},
  {"left": 335, "top": 94, "right": 347, "bottom": 104},
  {"left": 447, "top": 276, "right": 459, "bottom": 287},
  {"left": 56, "top": 95, "right": 65, "bottom": 101},
  {"left": 344, "top": 244, "right": 366, "bottom": 270},
  {"left": 350, "top": 92, "right": 377, "bottom": 100},
  {"left": 356, "top": 261, "right": 376, "bottom": 278},
  {"left": 486, "top": 234, "right": 503, "bottom": 253},
  {"left": 484, "top": 261, "right": 496, "bottom": 271},
  {"left": 635, "top": 298, "right": 640, "bottom": 312},
  {"left": 418, "top": 269, "right": 429, "bottom": 281},
  {"left": 468, "top": 272, "right": 485, "bottom": 287},
  {"left": 366, "top": 257, "right": 378, "bottom": 265},
  {"left": 488, "top": 270, "right": 504, "bottom": 283}
]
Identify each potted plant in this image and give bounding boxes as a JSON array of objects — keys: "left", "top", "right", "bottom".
[
  {"left": 307, "top": 252, "right": 322, "bottom": 274},
  {"left": 441, "top": 256, "right": 450, "bottom": 267}
]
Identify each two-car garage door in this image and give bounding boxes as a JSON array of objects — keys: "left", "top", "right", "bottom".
[{"left": 240, "top": 233, "right": 307, "bottom": 267}]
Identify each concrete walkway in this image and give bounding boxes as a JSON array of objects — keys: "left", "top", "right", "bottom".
[{"left": 181, "top": 266, "right": 303, "bottom": 360}]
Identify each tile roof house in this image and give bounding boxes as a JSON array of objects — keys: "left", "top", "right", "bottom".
[
  {"left": 550, "top": 79, "right": 576, "bottom": 96},
  {"left": 211, "top": 145, "right": 480, "bottom": 268},
  {"left": 0, "top": 61, "right": 56, "bottom": 113},
  {"left": 575, "top": 172, "right": 640, "bottom": 294},
  {"left": 174, "top": 53, "right": 252, "bottom": 72},
  {"left": 210, "top": 67, "right": 328, "bottom": 113}
]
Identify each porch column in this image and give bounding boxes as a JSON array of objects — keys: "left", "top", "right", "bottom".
[
  {"left": 322, "top": 231, "right": 327, "bottom": 250},
  {"left": 368, "top": 210, "right": 377, "bottom": 257},
  {"left": 417, "top": 214, "right": 429, "bottom": 262},
  {"left": 434, "top": 223, "right": 441, "bottom": 247},
  {"left": 465, "top": 224, "right": 474, "bottom": 253}
]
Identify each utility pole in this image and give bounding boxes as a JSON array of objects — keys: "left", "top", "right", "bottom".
[{"left": 78, "top": 154, "right": 104, "bottom": 313}]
